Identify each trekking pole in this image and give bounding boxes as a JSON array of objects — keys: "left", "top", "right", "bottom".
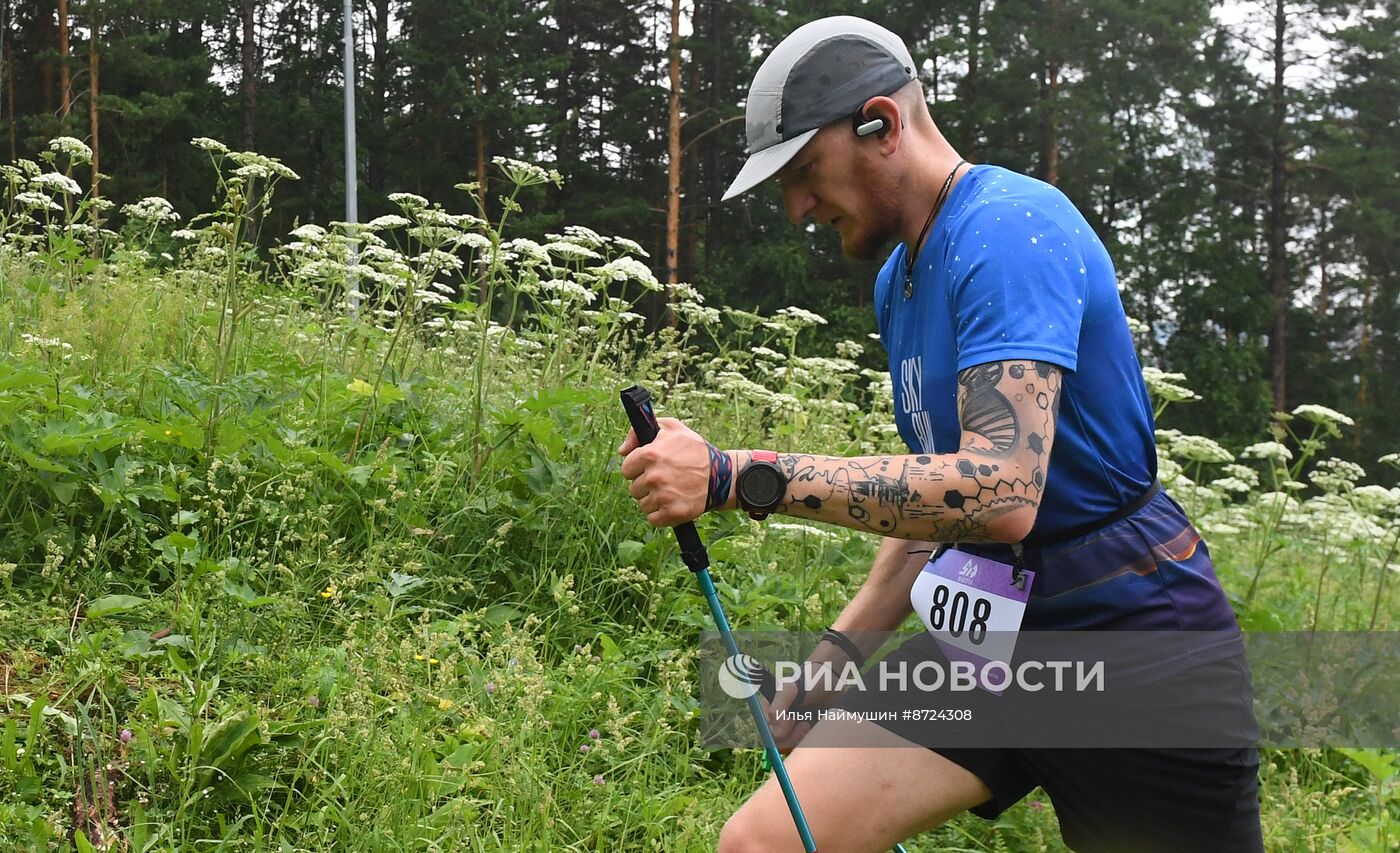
[
  {"left": 620, "top": 386, "right": 913, "bottom": 853},
  {"left": 621, "top": 385, "right": 819, "bottom": 853}
]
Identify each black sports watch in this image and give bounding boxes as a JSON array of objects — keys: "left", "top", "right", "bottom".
[{"left": 736, "top": 451, "right": 787, "bottom": 520}]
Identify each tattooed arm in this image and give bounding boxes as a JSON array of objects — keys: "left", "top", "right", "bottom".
[{"left": 620, "top": 358, "right": 1062, "bottom": 542}]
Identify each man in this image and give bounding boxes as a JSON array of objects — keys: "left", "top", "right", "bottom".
[{"left": 618, "top": 15, "right": 1261, "bottom": 853}]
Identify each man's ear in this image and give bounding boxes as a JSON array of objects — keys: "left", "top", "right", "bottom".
[{"left": 857, "top": 95, "right": 902, "bottom": 154}]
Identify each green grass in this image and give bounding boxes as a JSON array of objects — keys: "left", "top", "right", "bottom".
[{"left": 0, "top": 144, "right": 1396, "bottom": 851}]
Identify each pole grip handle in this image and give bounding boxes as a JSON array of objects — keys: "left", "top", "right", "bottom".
[{"left": 620, "top": 385, "right": 709, "bottom": 572}]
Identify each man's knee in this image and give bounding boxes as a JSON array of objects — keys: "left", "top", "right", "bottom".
[{"left": 717, "top": 801, "right": 807, "bottom": 853}]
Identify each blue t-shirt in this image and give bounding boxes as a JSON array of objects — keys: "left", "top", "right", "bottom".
[{"left": 875, "top": 165, "right": 1157, "bottom": 540}]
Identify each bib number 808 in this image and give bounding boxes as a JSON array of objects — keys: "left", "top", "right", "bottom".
[{"left": 928, "top": 585, "right": 992, "bottom": 645}]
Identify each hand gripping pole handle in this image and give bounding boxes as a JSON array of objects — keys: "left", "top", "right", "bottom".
[{"left": 619, "top": 385, "right": 710, "bottom": 572}]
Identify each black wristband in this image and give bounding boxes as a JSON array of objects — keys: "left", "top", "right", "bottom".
[{"left": 820, "top": 627, "right": 866, "bottom": 670}]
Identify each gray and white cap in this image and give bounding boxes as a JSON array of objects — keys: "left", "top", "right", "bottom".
[{"left": 722, "top": 16, "right": 916, "bottom": 201}]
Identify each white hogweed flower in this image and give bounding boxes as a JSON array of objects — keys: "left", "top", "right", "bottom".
[
  {"left": 1172, "top": 434, "right": 1234, "bottom": 464},
  {"left": 776, "top": 306, "right": 828, "bottom": 327},
  {"left": 14, "top": 191, "right": 61, "bottom": 211},
  {"left": 1141, "top": 367, "right": 1201, "bottom": 404},
  {"left": 228, "top": 151, "right": 299, "bottom": 180},
  {"left": 289, "top": 224, "right": 327, "bottom": 241},
  {"left": 609, "top": 236, "right": 649, "bottom": 257},
  {"left": 670, "top": 282, "right": 703, "bottom": 303},
  {"left": 413, "top": 249, "right": 464, "bottom": 273},
  {"left": 366, "top": 214, "right": 410, "bottom": 231},
  {"left": 562, "top": 225, "right": 605, "bottom": 247},
  {"left": 1210, "top": 477, "right": 1253, "bottom": 495},
  {"left": 544, "top": 241, "right": 601, "bottom": 262},
  {"left": 191, "top": 137, "right": 231, "bottom": 154},
  {"left": 459, "top": 233, "right": 492, "bottom": 252},
  {"left": 387, "top": 192, "right": 429, "bottom": 211},
  {"left": 674, "top": 301, "right": 721, "bottom": 327},
  {"left": 540, "top": 278, "right": 596, "bottom": 304},
  {"left": 1241, "top": 441, "right": 1293, "bottom": 464},
  {"left": 30, "top": 172, "right": 82, "bottom": 196},
  {"left": 1291, "top": 404, "right": 1354, "bottom": 428},
  {"left": 836, "top": 339, "right": 865, "bottom": 359},
  {"left": 595, "top": 257, "right": 660, "bottom": 289},
  {"left": 504, "top": 238, "right": 550, "bottom": 265},
  {"left": 47, "top": 136, "right": 93, "bottom": 164},
  {"left": 121, "top": 196, "right": 180, "bottom": 223},
  {"left": 20, "top": 332, "right": 72, "bottom": 350},
  {"left": 492, "top": 156, "right": 563, "bottom": 188}
]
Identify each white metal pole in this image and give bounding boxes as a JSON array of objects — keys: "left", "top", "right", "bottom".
[{"left": 343, "top": 0, "right": 360, "bottom": 316}]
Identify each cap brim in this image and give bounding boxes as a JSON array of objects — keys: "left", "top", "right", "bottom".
[{"left": 721, "top": 128, "right": 820, "bottom": 201}]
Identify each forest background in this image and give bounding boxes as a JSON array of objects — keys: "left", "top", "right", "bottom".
[{"left": 2, "top": 0, "right": 1397, "bottom": 469}]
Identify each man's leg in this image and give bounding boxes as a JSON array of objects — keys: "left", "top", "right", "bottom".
[{"left": 716, "top": 719, "right": 992, "bottom": 853}]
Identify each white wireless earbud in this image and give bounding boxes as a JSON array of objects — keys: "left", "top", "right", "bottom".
[{"left": 855, "top": 117, "right": 887, "bottom": 137}]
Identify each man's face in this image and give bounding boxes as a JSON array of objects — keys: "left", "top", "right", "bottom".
[{"left": 776, "top": 125, "right": 900, "bottom": 261}]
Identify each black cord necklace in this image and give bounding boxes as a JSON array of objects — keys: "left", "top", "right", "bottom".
[{"left": 903, "top": 158, "right": 967, "bottom": 299}]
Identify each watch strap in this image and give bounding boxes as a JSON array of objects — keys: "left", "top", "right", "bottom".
[{"left": 739, "top": 450, "right": 782, "bottom": 520}]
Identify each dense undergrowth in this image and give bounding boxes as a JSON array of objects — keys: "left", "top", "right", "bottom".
[{"left": 0, "top": 138, "right": 1396, "bottom": 851}]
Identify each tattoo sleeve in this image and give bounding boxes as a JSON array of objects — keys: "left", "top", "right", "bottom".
[{"left": 749, "top": 360, "right": 1062, "bottom": 542}]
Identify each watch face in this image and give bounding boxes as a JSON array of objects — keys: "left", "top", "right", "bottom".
[{"left": 741, "top": 464, "right": 786, "bottom": 508}]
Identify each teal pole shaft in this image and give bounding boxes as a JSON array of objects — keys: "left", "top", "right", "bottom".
[
  {"left": 697, "top": 568, "right": 818, "bottom": 853},
  {"left": 619, "top": 386, "right": 908, "bottom": 852}
]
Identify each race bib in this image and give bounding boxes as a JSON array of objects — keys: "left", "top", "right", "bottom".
[{"left": 909, "top": 549, "right": 1035, "bottom": 693}]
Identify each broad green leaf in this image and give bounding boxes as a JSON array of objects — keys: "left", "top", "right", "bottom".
[
  {"left": 483, "top": 604, "right": 522, "bottom": 626},
  {"left": 223, "top": 579, "right": 276, "bottom": 607},
  {"left": 86, "top": 595, "right": 148, "bottom": 619},
  {"left": 597, "top": 633, "right": 621, "bottom": 661},
  {"left": 617, "top": 540, "right": 644, "bottom": 565},
  {"left": 199, "top": 711, "right": 262, "bottom": 778},
  {"left": 173, "top": 510, "right": 201, "bottom": 526},
  {"left": 74, "top": 830, "right": 96, "bottom": 853},
  {"left": 385, "top": 572, "right": 428, "bottom": 599},
  {"left": 378, "top": 383, "right": 406, "bottom": 404},
  {"left": 11, "top": 445, "right": 72, "bottom": 474},
  {"left": 0, "top": 367, "right": 49, "bottom": 392}
]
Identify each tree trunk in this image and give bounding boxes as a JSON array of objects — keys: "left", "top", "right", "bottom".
[
  {"left": 88, "top": 1, "right": 98, "bottom": 199},
  {"left": 474, "top": 57, "right": 489, "bottom": 305},
  {"left": 664, "top": 0, "right": 683, "bottom": 324},
  {"left": 370, "top": 0, "right": 388, "bottom": 192},
  {"left": 40, "top": 0, "right": 54, "bottom": 115},
  {"left": 474, "top": 59, "right": 486, "bottom": 215},
  {"left": 553, "top": 0, "right": 577, "bottom": 187},
  {"left": 699, "top": 0, "right": 722, "bottom": 264},
  {"left": 1316, "top": 257, "right": 1327, "bottom": 314},
  {"left": 682, "top": 43, "right": 701, "bottom": 277},
  {"left": 2, "top": 0, "right": 13, "bottom": 161},
  {"left": 242, "top": 0, "right": 256, "bottom": 150},
  {"left": 965, "top": 0, "right": 981, "bottom": 157},
  {"left": 1355, "top": 274, "right": 1374, "bottom": 453},
  {"left": 57, "top": 0, "right": 70, "bottom": 117},
  {"left": 1267, "top": 0, "right": 1289, "bottom": 411},
  {"left": 1037, "top": 0, "right": 1062, "bottom": 185}
]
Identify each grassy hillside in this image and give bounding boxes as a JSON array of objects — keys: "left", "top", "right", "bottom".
[{"left": 1, "top": 140, "right": 1396, "bottom": 851}]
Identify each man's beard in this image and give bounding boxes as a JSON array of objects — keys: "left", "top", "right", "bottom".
[
  {"left": 841, "top": 206, "right": 899, "bottom": 260},
  {"left": 839, "top": 167, "right": 902, "bottom": 261}
]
